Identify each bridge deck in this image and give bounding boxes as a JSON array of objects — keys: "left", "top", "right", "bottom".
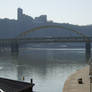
[{"left": 0, "top": 37, "right": 92, "bottom": 43}]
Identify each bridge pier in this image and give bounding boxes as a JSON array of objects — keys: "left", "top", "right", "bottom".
[
  {"left": 85, "top": 41, "right": 91, "bottom": 62},
  {"left": 11, "top": 40, "right": 19, "bottom": 55}
]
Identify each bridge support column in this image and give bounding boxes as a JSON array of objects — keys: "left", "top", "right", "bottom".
[
  {"left": 85, "top": 41, "right": 91, "bottom": 62},
  {"left": 11, "top": 40, "right": 19, "bottom": 55}
]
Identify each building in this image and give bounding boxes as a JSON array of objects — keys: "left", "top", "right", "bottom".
[
  {"left": 17, "top": 8, "right": 51, "bottom": 24},
  {"left": 17, "top": 8, "right": 33, "bottom": 23},
  {"left": 17, "top": 8, "right": 23, "bottom": 21},
  {"left": 34, "top": 15, "right": 47, "bottom": 24}
]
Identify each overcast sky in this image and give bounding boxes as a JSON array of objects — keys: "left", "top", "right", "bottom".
[{"left": 0, "top": 0, "right": 92, "bottom": 25}]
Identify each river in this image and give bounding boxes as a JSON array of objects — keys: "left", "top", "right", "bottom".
[{"left": 0, "top": 48, "right": 88, "bottom": 92}]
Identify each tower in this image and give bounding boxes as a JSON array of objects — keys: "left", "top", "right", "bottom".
[{"left": 17, "top": 8, "right": 23, "bottom": 21}]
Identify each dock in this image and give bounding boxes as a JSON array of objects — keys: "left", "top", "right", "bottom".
[{"left": 0, "top": 78, "right": 34, "bottom": 92}]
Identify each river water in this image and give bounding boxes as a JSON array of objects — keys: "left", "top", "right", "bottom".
[{"left": 0, "top": 48, "right": 87, "bottom": 92}]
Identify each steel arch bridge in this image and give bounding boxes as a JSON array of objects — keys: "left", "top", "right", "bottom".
[
  {"left": 0, "top": 25, "right": 91, "bottom": 62},
  {"left": 17, "top": 25, "right": 88, "bottom": 40}
]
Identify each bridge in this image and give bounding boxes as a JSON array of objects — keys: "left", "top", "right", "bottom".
[{"left": 0, "top": 25, "right": 92, "bottom": 62}]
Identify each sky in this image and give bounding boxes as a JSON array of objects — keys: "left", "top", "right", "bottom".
[{"left": 0, "top": 0, "right": 92, "bottom": 25}]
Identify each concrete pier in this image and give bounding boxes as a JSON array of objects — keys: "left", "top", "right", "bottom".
[
  {"left": 86, "top": 41, "right": 91, "bottom": 62},
  {"left": 11, "top": 40, "right": 19, "bottom": 54}
]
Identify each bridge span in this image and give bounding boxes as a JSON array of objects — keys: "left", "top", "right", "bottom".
[{"left": 0, "top": 36, "right": 92, "bottom": 43}]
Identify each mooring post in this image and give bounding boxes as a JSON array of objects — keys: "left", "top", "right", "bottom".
[
  {"left": 85, "top": 41, "right": 91, "bottom": 62},
  {"left": 30, "top": 79, "right": 34, "bottom": 92}
]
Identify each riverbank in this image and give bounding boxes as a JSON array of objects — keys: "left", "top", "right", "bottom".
[{"left": 63, "top": 66, "right": 90, "bottom": 92}]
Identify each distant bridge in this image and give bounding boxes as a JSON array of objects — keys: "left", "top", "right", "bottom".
[{"left": 0, "top": 25, "right": 91, "bottom": 62}]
